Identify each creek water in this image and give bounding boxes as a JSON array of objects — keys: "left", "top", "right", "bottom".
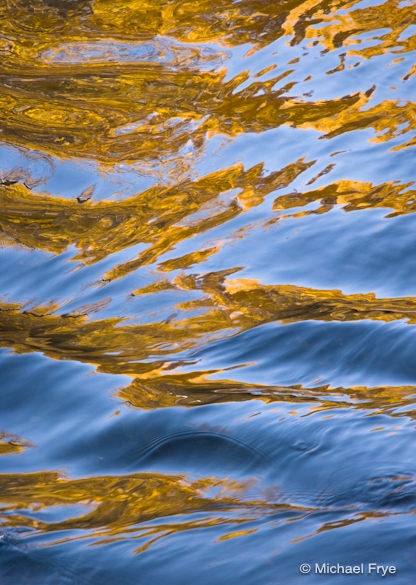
[{"left": 1, "top": 1, "right": 416, "bottom": 583}]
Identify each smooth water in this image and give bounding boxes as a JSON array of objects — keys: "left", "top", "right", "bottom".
[{"left": 1, "top": 1, "right": 416, "bottom": 583}]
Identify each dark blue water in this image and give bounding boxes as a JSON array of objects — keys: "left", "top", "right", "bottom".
[{"left": 1, "top": 0, "right": 416, "bottom": 583}]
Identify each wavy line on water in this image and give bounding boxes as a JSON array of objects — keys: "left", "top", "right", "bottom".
[
  {"left": 131, "top": 429, "right": 265, "bottom": 469},
  {"left": 0, "top": 528, "right": 95, "bottom": 585}
]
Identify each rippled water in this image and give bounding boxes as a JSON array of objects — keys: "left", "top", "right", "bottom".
[{"left": 1, "top": 1, "right": 416, "bottom": 583}]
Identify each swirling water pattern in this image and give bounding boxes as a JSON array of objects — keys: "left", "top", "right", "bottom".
[{"left": 1, "top": 0, "right": 416, "bottom": 583}]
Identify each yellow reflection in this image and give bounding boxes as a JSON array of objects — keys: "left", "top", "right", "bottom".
[
  {"left": 1, "top": 0, "right": 415, "bottom": 168},
  {"left": 2, "top": 279, "right": 416, "bottom": 374},
  {"left": 301, "top": 0, "right": 416, "bottom": 61},
  {"left": 0, "top": 441, "right": 22, "bottom": 455},
  {"left": 2, "top": 169, "right": 415, "bottom": 287},
  {"left": 0, "top": 470, "right": 310, "bottom": 548},
  {"left": 0, "top": 159, "right": 310, "bottom": 272},
  {"left": 121, "top": 373, "right": 416, "bottom": 417},
  {"left": 1, "top": 290, "right": 416, "bottom": 414},
  {"left": 0, "top": 432, "right": 33, "bottom": 455},
  {"left": 273, "top": 179, "right": 416, "bottom": 217}
]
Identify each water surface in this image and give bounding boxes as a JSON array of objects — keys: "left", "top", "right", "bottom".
[{"left": 1, "top": 0, "right": 416, "bottom": 583}]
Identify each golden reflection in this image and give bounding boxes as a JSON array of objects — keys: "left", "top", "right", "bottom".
[
  {"left": 1, "top": 286, "right": 416, "bottom": 414},
  {"left": 301, "top": 0, "right": 416, "bottom": 60},
  {"left": 0, "top": 159, "right": 310, "bottom": 270},
  {"left": 0, "top": 471, "right": 311, "bottom": 547},
  {"left": 0, "top": 440, "right": 22, "bottom": 455},
  {"left": 273, "top": 179, "right": 416, "bottom": 217},
  {"left": 289, "top": 513, "right": 381, "bottom": 545},
  {"left": 121, "top": 373, "right": 416, "bottom": 418},
  {"left": 2, "top": 281, "right": 416, "bottom": 374},
  {"left": 2, "top": 169, "right": 416, "bottom": 286},
  {"left": 0, "top": 432, "right": 33, "bottom": 455},
  {"left": 5, "top": 0, "right": 412, "bottom": 55},
  {"left": 1, "top": 0, "right": 415, "bottom": 167},
  {"left": 0, "top": 55, "right": 382, "bottom": 164}
]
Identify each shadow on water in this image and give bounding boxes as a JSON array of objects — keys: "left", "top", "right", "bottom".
[{"left": 1, "top": 0, "right": 416, "bottom": 583}]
